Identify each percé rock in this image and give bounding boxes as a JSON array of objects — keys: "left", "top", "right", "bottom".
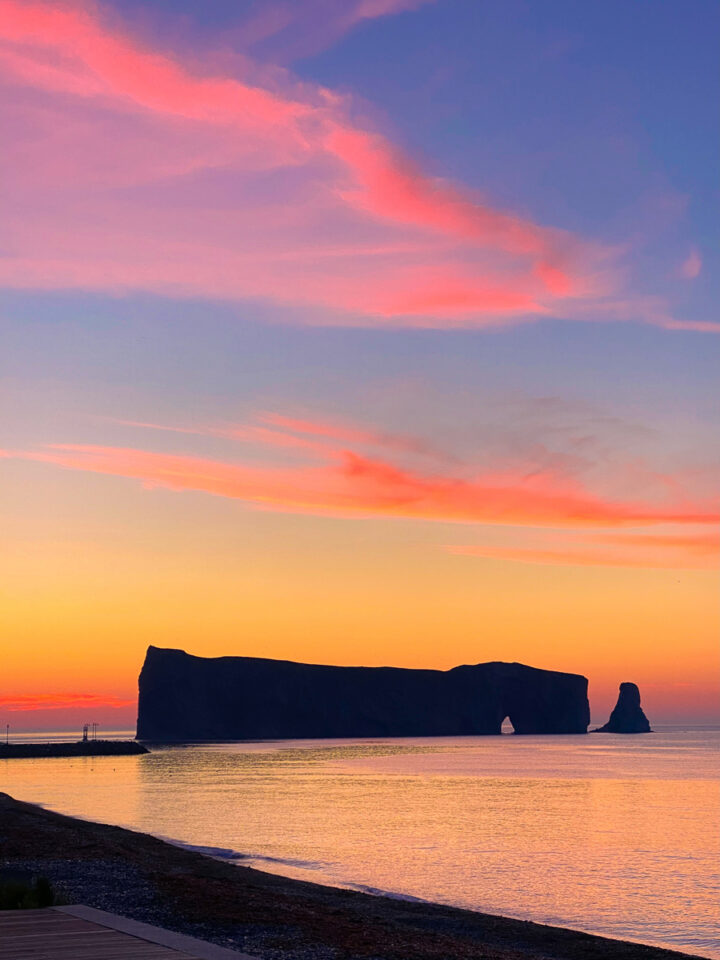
[
  {"left": 136, "top": 646, "right": 590, "bottom": 740},
  {"left": 592, "top": 682, "right": 652, "bottom": 733}
]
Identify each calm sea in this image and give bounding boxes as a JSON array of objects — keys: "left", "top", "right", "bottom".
[{"left": 2, "top": 727, "right": 718, "bottom": 957}]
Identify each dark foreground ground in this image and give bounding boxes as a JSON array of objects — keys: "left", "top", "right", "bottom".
[{"left": 0, "top": 792, "right": 703, "bottom": 960}]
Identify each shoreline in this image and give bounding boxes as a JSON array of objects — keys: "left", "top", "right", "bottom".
[
  {"left": 168, "top": 840, "right": 709, "bottom": 959},
  {"left": 0, "top": 792, "right": 708, "bottom": 960}
]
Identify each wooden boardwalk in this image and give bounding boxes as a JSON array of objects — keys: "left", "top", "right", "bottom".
[{"left": 0, "top": 906, "right": 254, "bottom": 959}]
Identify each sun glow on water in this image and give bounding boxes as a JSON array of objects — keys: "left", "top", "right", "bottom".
[{"left": 2, "top": 729, "right": 718, "bottom": 957}]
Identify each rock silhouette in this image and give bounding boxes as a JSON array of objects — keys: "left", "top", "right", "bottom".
[
  {"left": 136, "top": 646, "right": 590, "bottom": 740},
  {"left": 593, "top": 682, "right": 652, "bottom": 733}
]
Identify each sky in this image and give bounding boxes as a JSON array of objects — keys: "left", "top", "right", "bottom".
[{"left": 1, "top": 0, "right": 718, "bottom": 731}]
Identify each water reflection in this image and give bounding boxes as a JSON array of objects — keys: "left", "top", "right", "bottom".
[{"left": 2, "top": 730, "right": 718, "bottom": 957}]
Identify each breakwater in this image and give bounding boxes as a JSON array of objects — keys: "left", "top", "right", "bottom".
[{"left": 0, "top": 740, "right": 148, "bottom": 759}]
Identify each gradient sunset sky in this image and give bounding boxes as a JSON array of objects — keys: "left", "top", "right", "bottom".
[{"left": 1, "top": 0, "right": 718, "bottom": 730}]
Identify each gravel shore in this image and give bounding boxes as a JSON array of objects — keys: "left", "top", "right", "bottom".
[{"left": 0, "top": 792, "right": 704, "bottom": 960}]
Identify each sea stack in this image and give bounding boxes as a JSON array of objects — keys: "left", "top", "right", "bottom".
[{"left": 593, "top": 682, "right": 652, "bottom": 733}]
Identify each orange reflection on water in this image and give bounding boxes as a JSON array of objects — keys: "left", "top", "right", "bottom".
[{"left": 1, "top": 731, "right": 718, "bottom": 957}]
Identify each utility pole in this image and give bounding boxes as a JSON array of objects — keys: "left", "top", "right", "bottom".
[{"left": 5, "top": 724, "right": 8, "bottom": 745}]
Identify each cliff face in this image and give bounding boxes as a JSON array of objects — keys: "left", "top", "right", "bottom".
[
  {"left": 136, "top": 647, "right": 590, "bottom": 740},
  {"left": 593, "top": 682, "right": 652, "bottom": 733}
]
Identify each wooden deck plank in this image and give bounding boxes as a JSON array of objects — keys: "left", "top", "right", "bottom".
[
  {"left": 57, "top": 906, "right": 255, "bottom": 959},
  {"left": 0, "top": 948, "right": 180, "bottom": 959},
  {"left": 0, "top": 907, "right": 254, "bottom": 959},
  {"left": 0, "top": 910, "right": 198, "bottom": 958}
]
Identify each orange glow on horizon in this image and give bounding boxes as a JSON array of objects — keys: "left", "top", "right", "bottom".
[
  {"left": 0, "top": 693, "right": 136, "bottom": 712},
  {"left": 2, "top": 404, "right": 718, "bottom": 728},
  {"left": 2, "top": 505, "right": 718, "bottom": 726}
]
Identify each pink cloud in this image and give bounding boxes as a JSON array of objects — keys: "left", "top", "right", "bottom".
[
  {"left": 107, "top": 411, "right": 451, "bottom": 465},
  {"left": 324, "top": 125, "right": 557, "bottom": 258},
  {"left": 0, "top": 2, "right": 305, "bottom": 126},
  {"left": 229, "top": 0, "right": 437, "bottom": 63},
  {"left": 0, "top": 0, "right": 639, "bottom": 327},
  {"left": 650, "top": 318, "right": 720, "bottom": 334},
  {"left": 590, "top": 530, "right": 720, "bottom": 555},
  {"left": 680, "top": 247, "right": 702, "bottom": 280},
  {"left": 3, "top": 434, "right": 717, "bottom": 530},
  {"left": 258, "top": 411, "right": 446, "bottom": 456},
  {"left": 260, "top": 411, "right": 396, "bottom": 444},
  {"left": 448, "top": 529, "right": 720, "bottom": 570},
  {"left": 109, "top": 416, "right": 327, "bottom": 454},
  {"left": 567, "top": 296, "right": 720, "bottom": 335},
  {"left": 109, "top": 413, "right": 407, "bottom": 457}
]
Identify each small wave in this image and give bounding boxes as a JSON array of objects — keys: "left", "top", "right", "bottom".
[
  {"left": 235, "top": 851, "right": 329, "bottom": 872},
  {"left": 162, "top": 837, "right": 327, "bottom": 872},
  {"left": 340, "top": 881, "right": 429, "bottom": 903},
  {"left": 164, "top": 840, "right": 249, "bottom": 861},
  {"left": 161, "top": 835, "right": 430, "bottom": 901}
]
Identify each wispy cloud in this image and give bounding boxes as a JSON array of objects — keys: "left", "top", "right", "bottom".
[
  {"left": 0, "top": 693, "right": 136, "bottom": 711},
  {"left": 3, "top": 424, "right": 717, "bottom": 531},
  {"left": 680, "top": 247, "right": 702, "bottom": 280},
  {"left": 106, "top": 411, "right": 441, "bottom": 458},
  {"left": 448, "top": 529, "right": 720, "bottom": 570},
  {"left": 6, "top": 404, "right": 719, "bottom": 567},
  {"left": 0, "top": 0, "right": 675, "bottom": 329},
  {"left": 228, "top": 0, "right": 437, "bottom": 63},
  {"left": 651, "top": 318, "right": 720, "bottom": 333},
  {"left": 257, "top": 411, "right": 443, "bottom": 456},
  {"left": 590, "top": 530, "right": 720, "bottom": 554}
]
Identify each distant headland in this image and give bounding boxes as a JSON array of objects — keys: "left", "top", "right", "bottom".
[{"left": 136, "top": 645, "right": 592, "bottom": 740}]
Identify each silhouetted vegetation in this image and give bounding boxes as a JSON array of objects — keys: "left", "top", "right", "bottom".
[{"left": 0, "top": 876, "right": 56, "bottom": 909}]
